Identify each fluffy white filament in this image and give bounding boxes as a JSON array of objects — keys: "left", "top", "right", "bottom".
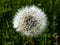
[{"left": 13, "top": 5, "right": 47, "bottom": 37}]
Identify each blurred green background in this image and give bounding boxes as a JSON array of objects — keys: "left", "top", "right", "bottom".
[{"left": 0, "top": 0, "right": 60, "bottom": 45}]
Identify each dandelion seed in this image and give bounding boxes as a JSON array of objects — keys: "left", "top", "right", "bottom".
[{"left": 13, "top": 5, "right": 47, "bottom": 37}]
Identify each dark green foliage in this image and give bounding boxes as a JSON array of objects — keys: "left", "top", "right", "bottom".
[{"left": 0, "top": 0, "right": 60, "bottom": 45}]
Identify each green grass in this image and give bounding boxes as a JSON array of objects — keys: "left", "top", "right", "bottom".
[{"left": 0, "top": 0, "right": 60, "bottom": 45}]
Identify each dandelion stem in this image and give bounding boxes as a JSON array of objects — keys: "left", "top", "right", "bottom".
[{"left": 25, "top": 36, "right": 34, "bottom": 45}]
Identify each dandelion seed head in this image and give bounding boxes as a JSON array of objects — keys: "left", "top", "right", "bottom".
[{"left": 13, "top": 5, "right": 47, "bottom": 37}]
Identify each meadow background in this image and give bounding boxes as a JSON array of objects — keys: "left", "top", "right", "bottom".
[{"left": 0, "top": 0, "right": 60, "bottom": 45}]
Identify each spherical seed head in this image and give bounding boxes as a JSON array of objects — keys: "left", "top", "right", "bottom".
[{"left": 13, "top": 5, "right": 47, "bottom": 37}]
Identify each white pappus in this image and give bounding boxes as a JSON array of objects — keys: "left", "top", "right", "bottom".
[{"left": 13, "top": 5, "right": 47, "bottom": 37}]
